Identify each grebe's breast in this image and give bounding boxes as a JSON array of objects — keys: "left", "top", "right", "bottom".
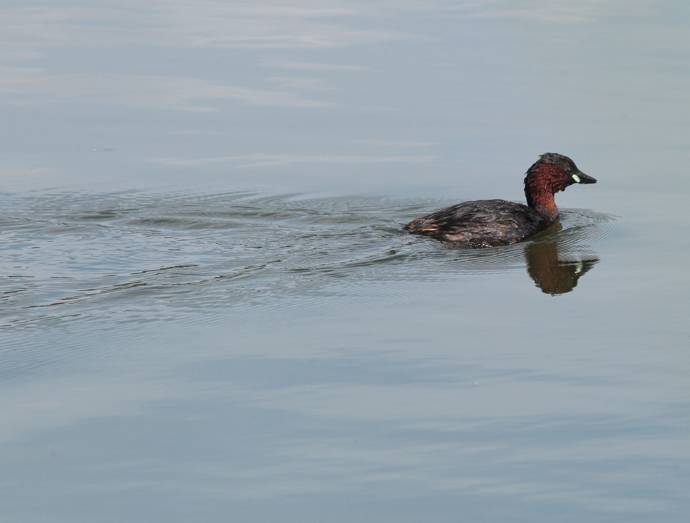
[{"left": 404, "top": 199, "right": 550, "bottom": 247}]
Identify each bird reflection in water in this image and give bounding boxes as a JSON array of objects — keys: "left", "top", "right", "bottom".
[
  {"left": 524, "top": 226, "right": 599, "bottom": 295},
  {"left": 411, "top": 212, "right": 604, "bottom": 295}
]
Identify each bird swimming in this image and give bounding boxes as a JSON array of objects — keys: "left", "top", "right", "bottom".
[{"left": 404, "top": 153, "right": 597, "bottom": 247}]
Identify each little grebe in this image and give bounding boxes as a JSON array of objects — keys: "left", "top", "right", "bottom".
[{"left": 404, "top": 153, "right": 596, "bottom": 247}]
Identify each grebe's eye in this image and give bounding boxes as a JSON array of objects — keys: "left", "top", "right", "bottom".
[{"left": 571, "top": 174, "right": 581, "bottom": 183}]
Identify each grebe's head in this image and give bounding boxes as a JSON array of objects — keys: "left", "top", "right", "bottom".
[{"left": 524, "top": 153, "right": 596, "bottom": 212}]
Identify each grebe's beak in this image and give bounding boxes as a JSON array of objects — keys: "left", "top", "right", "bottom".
[{"left": 572, "top": 171, "right": 597, "bottom": 184}]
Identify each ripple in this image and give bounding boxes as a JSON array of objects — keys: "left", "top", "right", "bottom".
[{"left": 0, "top": 192, "right": 614, "bottom": 329}]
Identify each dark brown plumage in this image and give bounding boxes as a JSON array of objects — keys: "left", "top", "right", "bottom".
[{"left": 404, "top": 153, "right": 596, "bottom": 247}]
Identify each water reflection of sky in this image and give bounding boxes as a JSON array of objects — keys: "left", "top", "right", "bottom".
[{"left": 3, "top": 0, "right": 689, "bottom": 201}]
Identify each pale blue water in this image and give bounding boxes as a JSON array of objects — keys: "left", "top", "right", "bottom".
[{"left": 2, "top": 2, "right": 690, "bottom": 522}]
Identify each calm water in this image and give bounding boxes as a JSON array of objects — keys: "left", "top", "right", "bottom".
[{"left": 2, "top": 2, "right": 690, "bottom": 522}]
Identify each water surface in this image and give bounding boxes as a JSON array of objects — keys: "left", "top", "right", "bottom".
[{"left": 2, "top": 2, "right": 690, "bottom": 522}]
